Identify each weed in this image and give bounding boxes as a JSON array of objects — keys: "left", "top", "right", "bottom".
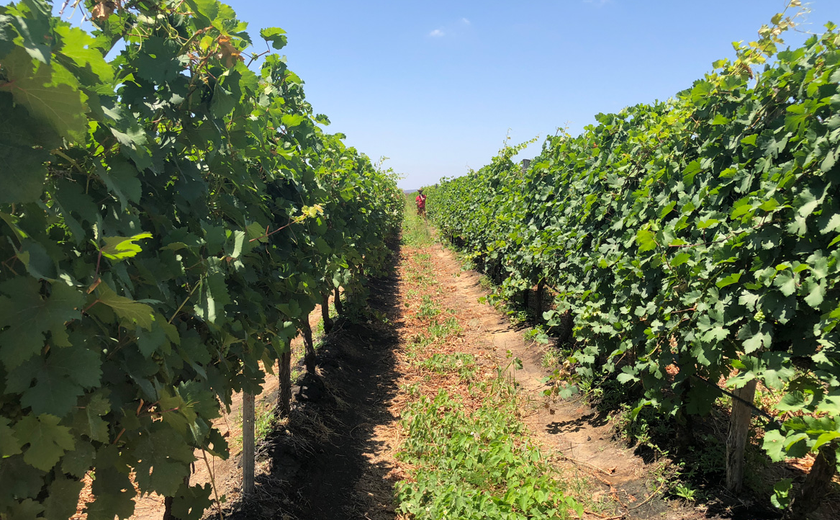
[
  {"left": 395, "top": 382, "right": 583, "bottom": 518},
  {"left": 418, "top": 353, "right": 477, "bottom": 381},
  {"left": 427, "top": 316, "right": 461, "bottom": 341},
  {"left": 673, "top": 483, "right": 697, "bottom": 502},
  {"left": 541, "top": 349, "right": 560, "bottom": 369},
  {"left": 417, "top": 295, "right": 441, "bottom": 318},
  {"left": 401, "top": 197, "right": 434, "bottom": 247},
  {"left": 400, "top": 382, "right": 421, "bottom": 397},
  {"left": 525, "top": 325, "right": 550, "bottom": 345},
  {"left": 314, "top": 318, "right": 324, "bottom": 337}
]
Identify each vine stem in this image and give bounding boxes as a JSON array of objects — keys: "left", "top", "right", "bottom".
[
  {"left": 168, "top": 281, "right": 202, "bottom": 324},
  {"left": 248, "top": 218, "right": 298, "bottom": 243},
  {"left": 201, "top": 449, "right": 226, "bottom": 520},
  {"left": 52, "top": 149, "right": 87, "bottom": 177}
]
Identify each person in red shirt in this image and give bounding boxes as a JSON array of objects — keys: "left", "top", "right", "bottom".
[{"left": 415, "top": 189, "right": 427, "bottom": 218}]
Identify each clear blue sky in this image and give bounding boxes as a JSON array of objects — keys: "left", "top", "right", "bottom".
[{"left": 63, "top": 1, "right": 839, "bottom": 189}]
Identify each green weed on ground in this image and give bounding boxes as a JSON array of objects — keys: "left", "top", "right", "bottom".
[
  {"left": 395, "top": 377, "right": 583, "bottom": 519},
  {"left": 418, "top": 353, "right": 478, "bottom": 381},
  {"left": 402, "top": 195, "right": 434, "bottom": 247}
]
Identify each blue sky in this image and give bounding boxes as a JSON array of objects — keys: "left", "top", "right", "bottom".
[{"left": 63, "top": 1, "right": 839, "bottom": 189}]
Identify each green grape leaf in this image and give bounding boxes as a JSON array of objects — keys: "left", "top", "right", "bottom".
[
  {"left": 61, "top": 440, "right": 95, "bottom": 477},
  {"left": 670, "top": 252, "right": 690, "bottom": 267},
  {"left": 716, "top": 272, "right": 742, "bottom": 289},
  {"left": 96, "top": 283, "right": 154, "bottom": 331},
  {"left": 774, "top": 271, "right": 796, "bottom": 297},
  {"left": 136, "top": 321, "right": 167, "bottom": 358},
  {"left": 763, "top": 429, "right": 787, "bottom": 462},
  {"left": 0, "top": 416, "right": 23, "bottom": 456},
  {"left": 171, "top": 483, "right": 213, "bottom": 520},
  {"left": 0, "top": 455, "right": 45, "bottom": 507},
  {"left": 775, "top": 391, "right": 809, "bottom": 412},
  {"left": 636, "top": 228, "right": 657, "bottom": 252},
  {"left": 743, "top": 330, "right": 770, "bottom": 354},
  {"left": 134, "top": 427, "right": 195, "bottom": 495},
  {"left": 5, "top": 498, "right": 44, "bottom": 520},
  {"left": 260, "top": 27, "right": 287, "bottom": 50},
  {"left": 14, "top": 414, "right": 75, "bottom": 471},
  {"left": 132, "top": 35, "right": 183, "bottom": 85},
  {"left": 72, "top": 391, "right": 111, "bottom": 442},
  {"left": 763, "top": 354, "right": 796, "bottom": 390},
  {"left": 184, "top": 0, "right": 221, "bottom": 27},
  {"left": 43, "top": 476, "right": 84, "bottom": 520},
  {"left": 6, "top": 343, "right": 102, "bottom": 417},
  {"left": 18, "top": 238, "right": 57, "bottom": 280},
  {"left": 97, "top": 232, "right": 153, "bottom": 261},
  {"left": 702, "top": 325, "right": 729, "bottom": 342},
  {"left": 812, "top": 431, "right": 840, "bottom": 451},
  {"left": 803, "top": 278, "right": 825, "bottom": 309},
  {"left": 0, "top": 278, "right": 84, "bottom": 369},
  {"left": 52, "top": 24, "right": 114, "bottom": 84},
  {"left": 97, "top": 159, "right": 142, "bottom": 211},
  {"left": 0, "top": 93, "right": 59, "bottom": 203},
  {"left": 0, "top": 47, "right": 87, "bottom": 142},
  {"left": 85, "top": 458, "right": 136, "bottom": 520}
]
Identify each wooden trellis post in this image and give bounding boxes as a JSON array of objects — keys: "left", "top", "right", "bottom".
[
  {"left": 725, "top": 379, "right": 757, "bottom": 493},
  {"left": 242, "top": 392, "right": 255, "bottom": 495}
]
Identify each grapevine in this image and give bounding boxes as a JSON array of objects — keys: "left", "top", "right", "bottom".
[
  {"left": 427, "top": 6, "right": 840, "bottom": 515},
  {"left": 0, "top": 0, "right": 402, "bottom": 518}
]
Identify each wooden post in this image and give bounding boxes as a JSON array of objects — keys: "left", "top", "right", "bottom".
[
  {"left": 321, "top": 292, "right": 334, "bottom": 332},
  {"left": 725, "top": 379, "right": 757, "bottom": 493},
  {"left": 279, "top": 348, "right": 291, "bottom": 417},
  {"left": 242, "top": 392, "right": 255, "bottom": 495},
  {"left": 302, "top": 320, "right": 316, "bottom": 374},
  {"left": 334, "top": 287, "right": 343, "bottom": 315},
  {"left": 786, "top": 441, "right": 837, "bottom": 518}
]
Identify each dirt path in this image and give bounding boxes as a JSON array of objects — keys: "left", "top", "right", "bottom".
[
  {"left": 124, "top": 228, "right": 707, "bottom": 520},
  {"left": 406, "top": 241, "right": 700, "bottom": 520}
]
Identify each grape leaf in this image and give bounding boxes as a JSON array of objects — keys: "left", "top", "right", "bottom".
[
  {"left": 0, "top": 47, "right": 87, "bottom": 142},
  {"left": 52, "top": 24, "right": 114, "bottom": 84},
  {"left": 171, "top": 483, "right": 213, "bottom": 520},
  {"left": 0, "top": 93, "right": 58, "bottom": 204},
  {"left": 3, "top": 0, "right": 52, "bottom": 64},
  {"left": 72, "top": 391, "right": 111, "bottom": 442},
  {"left": 5, "top": 498, "right": 44, "bottom": 520},
  {"left": 0, "top": 278, "right": 84, "bottom": 369},
  {"left": 61, "top": 440, "right": 95, "bottom": 478},
  {"left": 5, "top": 343, "right": 102, "bottom": 417},
  {"left": 260, "top": 27, "right": 287, "bottom": 50},
  {"left": 85, "top": 460, "right": 136, "bottom": 520},
  {"left": 134, "top": 427, "right": 195, "bottom": 495},
  {"left": 0, "top": 416, "right": 22, "bottom": 456},
  {"left": 98, "top": 232, "right": 153, "bottom": 261},
  {"left": 97, "top": 159, "right": 142, "bottom": 211},
  {"left": 0, "top": 455, "right": 45, "bottom": 507},
  {"left": 14, "top": 414, "right": 75, "bottom": 471},
  {"left": 43, "top": 476, "right": 84, "bottom": 520},
  {"left": 763, "top": 429, "right": 787, "bottom": 462},
  {"left": 96, "top": 283, "right": 154, "bottom": 331}
]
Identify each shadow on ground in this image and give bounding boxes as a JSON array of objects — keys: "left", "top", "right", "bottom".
[{"left": 221, "top": 246, "right": 404, "bottom": 520}]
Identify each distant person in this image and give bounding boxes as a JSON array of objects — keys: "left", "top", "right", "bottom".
[{"left": 415, "top": 189, "right": 427, "bottom": 218}]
